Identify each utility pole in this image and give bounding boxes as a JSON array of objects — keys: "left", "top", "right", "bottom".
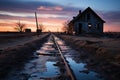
[{"left": 35, "top": 12, "right": 39, "bottom": 32}]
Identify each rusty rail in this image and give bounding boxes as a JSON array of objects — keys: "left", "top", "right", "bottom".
[{"left": 52, "top": 35, "right": 75, "bottom": 80}]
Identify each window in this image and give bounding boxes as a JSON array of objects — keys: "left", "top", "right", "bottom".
[
  {"left": 96, "top": 23, "right": 100, "bottom": 30},
  {"left": 87, "top": 14, "right": 90, "bottom": 20},
  {"left": 88, "top": 23, "right": 92, "bottom": 29}
]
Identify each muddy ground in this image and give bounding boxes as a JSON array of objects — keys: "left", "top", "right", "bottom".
[
  {"left": 0, "top": 33, "right": 50, "bottom": 79},
  {"left": 0, "top": 33, "right": 120, "bottom": 80},
  {"left": 59, "top": 34, "right": 120, "bottom": 80}
]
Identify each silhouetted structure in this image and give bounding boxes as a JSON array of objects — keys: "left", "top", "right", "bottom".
[
  {"left": 25, "top": 29, "right": 31, "bottom": 32},
  {"left": 35, "top": 12, "right": 41, "bottom": 35},
  {"left": 35, "top": 12, "right": 39, "bottom": 32},
  {"left": 68, "top": 7, "right": 105, "bottom": 35}
]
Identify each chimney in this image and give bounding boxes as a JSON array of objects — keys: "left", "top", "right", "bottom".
[
  {"left": 73, "top": 16, "right": 75, "bottom": 19},
  {"left": 79, "top": 10, "right": 81, "bottom": 14}
]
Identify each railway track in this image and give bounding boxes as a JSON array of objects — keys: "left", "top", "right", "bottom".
[
  {"left": 5, "top": 34, "right": 103, "bottom": 80},
  {"left": 52, "top": 34, "right": 76, "bottom": 80}
]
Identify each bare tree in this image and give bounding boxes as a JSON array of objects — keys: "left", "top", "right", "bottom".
[
  {"left": 39, "top": 23, "right": 45, "bottom": 32},
  {"left": 14, "top": 21, "right": 26, "bottom": 32},
  {"left": 62, "top": 22, "right": 67, "bottom": 32},
  {"left": 62, "top": 20, "right": 70, "bottom": 33},
  {"left": 62, "top": 20, "right": 74, "bottom": 34}
]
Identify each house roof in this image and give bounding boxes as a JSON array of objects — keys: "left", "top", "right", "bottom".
[{"left": 69, "top": 7, "right": 105, "bottom": 24}]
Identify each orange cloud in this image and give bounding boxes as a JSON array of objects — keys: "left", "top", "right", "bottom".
[
  {"left": 37, "top": 6, "right": 63, "bottom": 11},
  {"left": 54, "top": 6, "right": 63, "bottom": 11}
]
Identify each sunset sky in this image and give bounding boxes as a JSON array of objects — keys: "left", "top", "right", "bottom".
[{"left": 0, "top": 0, "right": 120, "bottom": 32}]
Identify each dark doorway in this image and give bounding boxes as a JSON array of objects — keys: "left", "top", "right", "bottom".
[{"left": 78, "top": 23, "right": 82, "bottom": 34}]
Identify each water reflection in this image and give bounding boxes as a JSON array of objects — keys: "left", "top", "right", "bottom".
[
  {"left": 67, "top": 58, "right": 102, "bottom": 80},
  {"left": 21, "top": 35, "right": 60, "bottom": 79},
  {"left": 28, "top": 62, "right": 60, "bottom": 80},
  {"left": 55, "top": 37, "right": 104, "bottom": 80},
  {"left": 6, "top": 35, "right": 104, "bottom": 80}
]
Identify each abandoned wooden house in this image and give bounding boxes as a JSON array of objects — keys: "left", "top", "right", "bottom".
[{"left": 68, "top": 7, "right": 105, "bottom": 34}]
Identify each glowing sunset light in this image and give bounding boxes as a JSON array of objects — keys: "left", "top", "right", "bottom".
[
  {"left": 0, "top": 26, "right": 15, "bottom": 32},
  {"left": 0, "top": 0, "right": 119, "bottom": 32},
  {"left": 104, "top": 24, "right": 120, "bottom": 32}
]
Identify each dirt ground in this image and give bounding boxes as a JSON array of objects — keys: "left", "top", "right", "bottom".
[
  {"left": 0, "top": 33, "right": 49, "bottom": 79},
  {"left": 0, "top": 33, "right": 120, "bottom": 80},
  {"left": 59, "top": 34, "right": 120, "bottom": 80},
  {"left": 0, "top": 33, "right": 48, "bottom": 50}
]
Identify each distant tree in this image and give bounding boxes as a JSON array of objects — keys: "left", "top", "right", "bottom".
[
  {"left": 14, "top": 21, "right": 26, "bottom": 32},
  {"left": 62, "top": 20, "right": 74, "bottom": 34},
  {"left": 38, "top": 23, "right": 45, "bottom": 32},
  {"left": 62, "top": 21, "right": 69, "bottom": 32}
]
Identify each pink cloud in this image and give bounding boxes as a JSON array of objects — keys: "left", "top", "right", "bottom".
[
  {"left": 54, "top": 6, "right": 63, "bottom": 11},
  {"left": 37, "top": 6, "right": 63, "bottom": 11}
]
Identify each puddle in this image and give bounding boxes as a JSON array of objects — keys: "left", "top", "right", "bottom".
[
  {"left": 5, "top": 35, "right": 104, "bottom": 80},
  {"left": 67, "top": 58, "right": 103, "bottom": 80},
  {"left": 55, "top": 36, "right": 104, "bottom": 80},
  {"left": 21, "top": 35, "right": 61, "bottom": 79},
  {"left": 5, "top": 35, "right": 61, "bottom": 80},
  {"left": 40, "top": 46, "right": 55, "bottom": 50},
  {"left": 44, "top": 42, "right": 53, "bottom": 45},
  {"left": 28, "top": 62, "right": 60, "bottom": 80}
]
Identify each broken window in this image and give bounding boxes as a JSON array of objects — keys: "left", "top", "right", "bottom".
[{"left": 88, "top": 23, "right": 92, "bottom": 29}]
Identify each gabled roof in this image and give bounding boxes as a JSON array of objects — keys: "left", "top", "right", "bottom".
[{"left": 70, "top": 7, "right": 105, "bottom": 24}]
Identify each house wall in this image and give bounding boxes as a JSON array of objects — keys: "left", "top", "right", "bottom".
[
  {"left": 84, "top": 12, "right": 103, "bottom": 33},
  {"left": 73, "top": 11, "right": 103, "bottom": 34},
  {"left": 74, "top": 21, "right": 87, "bottom": 33}
]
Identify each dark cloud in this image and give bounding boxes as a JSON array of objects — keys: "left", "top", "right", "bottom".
[
  {"left": 0, "top": 14, "right": 33, "bottom": 20},
  {"left": 0, "top": 0, "right": 83, "bottom": 22},
  {"left": 103, "top": 11, "right": 120, "bottom": 23},
  {"left": 0, "top": 0, "right": 58, "bottom": 12},
  {"left": 0, "top": 0, "right": 80, "bottom": 15},
  {"left": 1, "top": 0, "right": 119, "bottom": 24}
]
